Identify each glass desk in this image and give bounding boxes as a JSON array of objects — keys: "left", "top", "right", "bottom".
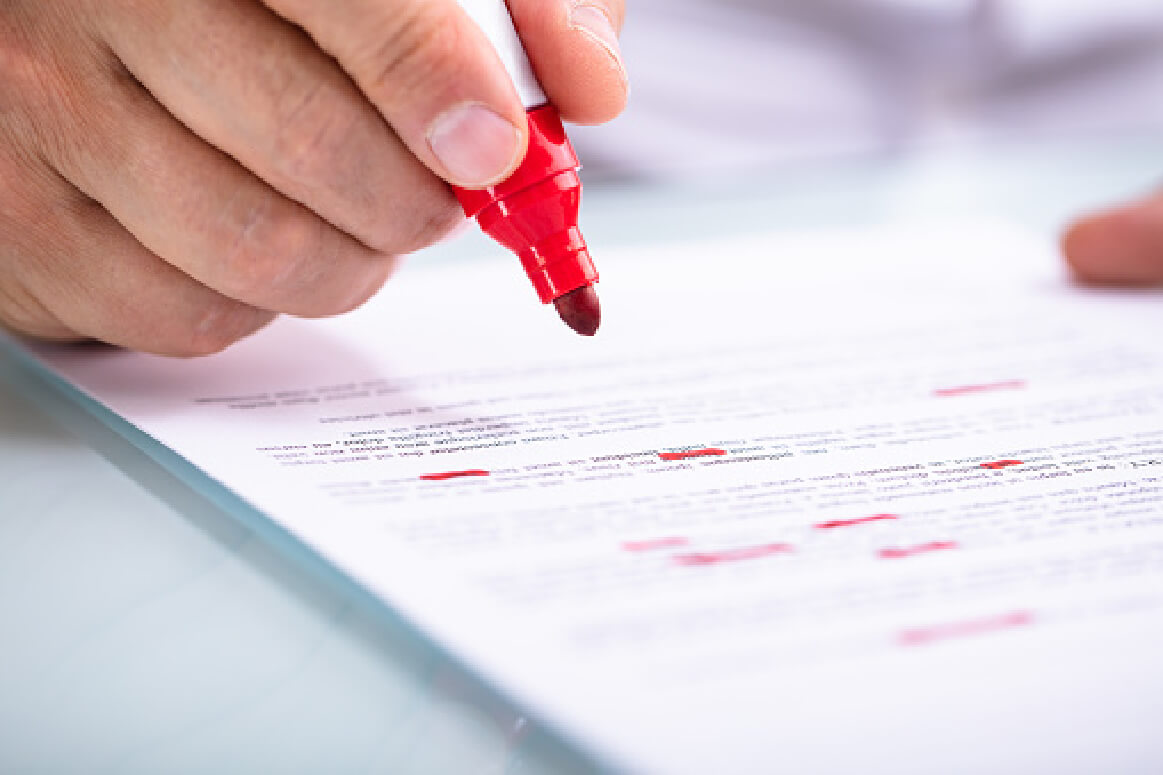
[{"left": 2, "top": 134, "right": 1160, "bottom": 773}]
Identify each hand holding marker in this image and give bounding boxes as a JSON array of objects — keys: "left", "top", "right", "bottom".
[{"left": 452, "top": 0, "right": 603, "bottom": 336}]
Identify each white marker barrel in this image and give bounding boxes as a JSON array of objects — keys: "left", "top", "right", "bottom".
[{"left": 457, "top": 0, "right": 549, "bottom": 109}]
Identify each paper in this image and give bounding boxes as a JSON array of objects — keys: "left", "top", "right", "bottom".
[{"left": 20, "top": 223, "right": 1163, "bottom": 773}]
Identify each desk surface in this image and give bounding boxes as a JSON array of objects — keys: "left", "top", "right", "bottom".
[{"left": 3, "top": 135, "right": 1160, "bottom": 773}]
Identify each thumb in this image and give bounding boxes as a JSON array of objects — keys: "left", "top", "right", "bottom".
[
  {"left": 263, "top": 0, "right": 529, "bottom": 188},
  {"left": 1064, "top": 194, "right": 1163, "bottom": 286}
]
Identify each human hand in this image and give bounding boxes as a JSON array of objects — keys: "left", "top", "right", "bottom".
[
  {"left": 0, "top": 0, "right": 627, "bottom": 354},
  {"left": 1064, "top": 193, "right": 1163, "bottom": 286}
]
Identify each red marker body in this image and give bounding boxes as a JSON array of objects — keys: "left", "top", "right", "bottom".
[
  {"left": 453, "top": 106, "right": 596, "bottom": 304},
  {"left": 452, "top": 1, "right": 599, "bottom": 335}
]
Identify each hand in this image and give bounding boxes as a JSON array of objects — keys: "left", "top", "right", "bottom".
[
  {"left": 0, "top": 0, "right": 628, "bottom": 355},
  {"left": 1064, "top": 192, "right": 1163, "bottom": 286}
]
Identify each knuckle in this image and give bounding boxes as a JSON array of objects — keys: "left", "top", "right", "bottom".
[
  {"left": 176, "top": 299, "right": 272, "bottom": 357},
  {"left": 270, "top": 80, "right": 356, "bottom": 187},
  {"left": 0, "top": 9, "right": 124, "bottom": 162},
  {"left": 388, "top": 190, "right": 464, "bottom": 255},
  {"left": 218, "top": 195, "right": 319, "bottom": 304},
  {"left": 0, "top": 19, "right": 66, "bottom": 145},
  {"left": 218, "top": 194, "right": 377, "bottom": 317},
  {"left": 0, "top": 14, "right": 48, "bottom": 106}
]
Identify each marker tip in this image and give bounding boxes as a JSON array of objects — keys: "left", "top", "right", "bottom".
[{"left": 553, "top": 285, "right": 601, "bottom": 337}]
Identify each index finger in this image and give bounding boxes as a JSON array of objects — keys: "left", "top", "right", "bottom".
[
  {"left": 263, "top": 0, "right": 530, "bottom": 188},
  {"left": 509, "top": 0, "right": 629, "bottom": 126}
]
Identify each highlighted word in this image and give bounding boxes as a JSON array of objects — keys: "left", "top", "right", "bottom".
[
  {"left": 934, "top": 380, "right": 1026, "bottom": 398},
  {"left": 659, "top": 448, "right": 727, "bottom": 462},
  {"left": 900, "top": 610, "right": 1033, "bottom": 646},
  {"left": 419, "top": 470, "right": 490, "bottom": 481},
  {"left": 816, "top": 514, "right": 898, "bottom": 530},
  {"left": 623, "top": 537, "right": 689, "bottom": 552},
  {"left": 879, "top": 541, "right": 958, "bottom": 559},
  {"left": 980, "top": 460, "right": 1024, "bottom": 470},
  {"left": 674, "top": 543, "right": 793, "bottom": 567}
]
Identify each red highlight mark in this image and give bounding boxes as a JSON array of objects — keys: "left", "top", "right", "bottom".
[
  {"left": 659, "top": 448, "right": 727, "bottom": 462},
  {"left": 816, "top": 513, "right": 899, "bottom": 530},
  {"left": 623, "top": 537, "right": 689, "bottom": 552},
  {"left": 899, "top": 610, "right": 1033, "bottom": 646},
  {"left": 674, "top": 543, "right": 794, "bottom": 566},
  {"left": 980, "top": 460, "right": 1024, "bottom": 470},
  {"left": 879, "top": 541, "right": 958, "bottom": 559},
  {"left": 419, "top": 470, "right": 490, "bottom": 481},
  {"left": 934, "top": 380, "right": 1026, "bottom": 398}
]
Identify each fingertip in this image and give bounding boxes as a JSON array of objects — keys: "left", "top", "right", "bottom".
[
  {"left": 510, "top": 0, "right": 629, "bottom": 126},
  {"left": 1062, "top": 213, "right": 1112, "bottom": 284},
  {"left": 1063, "top": 200, "right": 1163, "bottom": 286},
  {"left": 563, "top": 2, "right": 629, "bottom": 123}
]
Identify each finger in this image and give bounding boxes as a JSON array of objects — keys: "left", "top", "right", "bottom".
[
  {"left": 47, "top": 60, "right": 399, "bottom": 319},
  {"left": 1, "top": 178, "right": 273, "bottom": 357},
  {"left": 0, "top": 149, "right": 73, "bottom": 340},
  {"left": 1063, "top": 195, "right": 1163, "bottom": 286},
  {"left": 0, "top": 274, "right": 74, "bottom": 343},
  {"left": 262, "top": 0, "right": 530, "bottom": 188},
  {"left": 508, "top": 0, "right": 629, "bottom": 125},
  {"left": 97, "top": 0, "right": 461, "bottom": 255}
]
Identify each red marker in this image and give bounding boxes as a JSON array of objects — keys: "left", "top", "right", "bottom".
[{"left": 452, "top": 1, "right": 600, "bottom": 337}]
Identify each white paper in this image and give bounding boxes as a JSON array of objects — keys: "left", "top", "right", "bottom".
[{"left": 23, "top": 223, "right": 1163, "bottom": 773}]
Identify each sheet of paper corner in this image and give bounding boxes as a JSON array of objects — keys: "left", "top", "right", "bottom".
[{"left": 16, "top": 218, "right": 1142, "bottom": 775}]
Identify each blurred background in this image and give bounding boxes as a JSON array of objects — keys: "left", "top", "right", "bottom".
[{"left": 570, "top": 0, "right": 1163, "bottom": 182}]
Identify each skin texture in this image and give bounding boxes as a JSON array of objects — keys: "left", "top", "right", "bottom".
[{"left": 0, "top": 0, "right": 627, "bottom": 355}]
